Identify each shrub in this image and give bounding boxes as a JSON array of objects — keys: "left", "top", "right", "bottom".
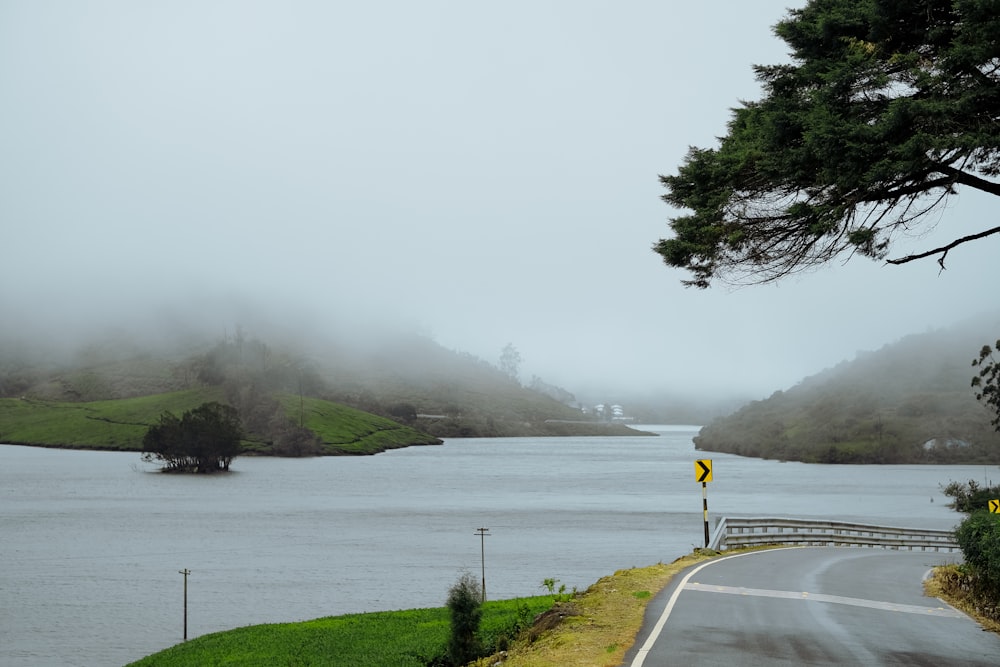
[
  {"left": 142, "top": 402, "right": 242, "bottom": 473},
  {"left": 942, "top": 479, "right": 1000, "bottom": 513},
  {"left": 953, "top": 511, "right": 1000, "bottom": 621},
  {"left": 446, "top": 572, "right": 483, "bottom": 666}
]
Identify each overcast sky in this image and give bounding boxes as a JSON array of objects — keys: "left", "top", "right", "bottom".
[{"left": 3, "top": 1, "right": 998, "bottom": 401}]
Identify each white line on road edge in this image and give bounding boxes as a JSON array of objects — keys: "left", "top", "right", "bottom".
[{"left": 628, "top": 550, "right": 792, "bottom": 667}]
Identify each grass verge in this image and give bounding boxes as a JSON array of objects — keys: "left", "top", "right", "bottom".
[
  {"left": 924, "top": 565, "right": 1000, "bottom": 633},
  {"left": 472, "top": 551, "right": 715, "bottom": 667}
]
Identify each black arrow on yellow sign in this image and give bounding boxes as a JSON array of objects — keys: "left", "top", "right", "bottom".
[
  {"left": 989, "top": 499, "right": 1000, "bottom": 514},
  {"left": 695, "top": 459, "right": 713, "bottom": 483}
]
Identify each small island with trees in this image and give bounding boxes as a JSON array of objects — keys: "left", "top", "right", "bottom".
[{"left": 141, "top": 402, "right": 243, "bottom": 473}]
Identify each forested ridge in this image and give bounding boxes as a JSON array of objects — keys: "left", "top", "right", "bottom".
[{"left": 695, "top": 313, "right": 1000, "bottom": 464}]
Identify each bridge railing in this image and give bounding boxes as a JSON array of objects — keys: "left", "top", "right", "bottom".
[{"left": 708, "top": 516, "right": 959, "bottom": 553}]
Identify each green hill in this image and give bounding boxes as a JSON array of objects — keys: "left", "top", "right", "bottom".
[
  {"left": 693, "top": 314, "right": 1000, "bottom": 464},
  {"left": 0, "top": 331, "right": 646, "bottom": 454},
  {"left": 0, "top": 389, "right": 222, "bottom": 451},
  {"left": 0, "top": 389, "right": 440, "bottom": 455}
]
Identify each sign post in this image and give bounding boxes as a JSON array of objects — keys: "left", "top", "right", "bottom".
[{"left": 695, "top": 460, "right": 713, "bottom": 547}]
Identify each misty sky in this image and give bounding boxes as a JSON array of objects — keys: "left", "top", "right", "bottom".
[{"left": 3, "top": 1, "right": 998, "bottom": 400}]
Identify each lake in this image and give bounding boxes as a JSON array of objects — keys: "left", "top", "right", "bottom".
[{"left": 1, "top": 426, "right": 993, "bottom": 666}]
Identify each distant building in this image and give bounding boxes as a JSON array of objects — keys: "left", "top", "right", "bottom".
[{"left": 591, "top": 403, "right": 630, "bottom": 421}]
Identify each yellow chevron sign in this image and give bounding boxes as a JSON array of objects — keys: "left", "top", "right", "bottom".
[
  {"left": 695, "top": 459, "right": 713, "bottom": 483},
  {"left": 989, "top": 499, "right": 1000, "bottom": 514}
]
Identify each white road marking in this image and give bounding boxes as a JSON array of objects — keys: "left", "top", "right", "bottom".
[
  {"left": 628, "top": 550, "right": 768, "bottom": 667},
  {"left": 683, "top": 582, "right": 966, "bottom": 618},
  {"left": 627, "top": 549, "right": 968, "bottom": 667}
]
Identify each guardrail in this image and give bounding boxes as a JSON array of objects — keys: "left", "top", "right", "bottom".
[{"left": 708, "top": 517, "right": 960, "bottom": 553}]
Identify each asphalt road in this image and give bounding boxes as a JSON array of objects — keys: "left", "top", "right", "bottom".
[{"left": 623, "top": 547, "right": 1000, "bottom": 666}]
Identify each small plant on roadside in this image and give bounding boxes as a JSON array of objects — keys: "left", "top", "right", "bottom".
[
  {"left": 541, "top": 577, "right": 575, "bottom": 602},
  {"left": 475, "top": 599, "right": 535, "bottom": 657}
]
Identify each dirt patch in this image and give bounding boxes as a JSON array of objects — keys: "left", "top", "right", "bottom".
[{"left": 526, "top": 603, "right": 581, "bottom": 641}]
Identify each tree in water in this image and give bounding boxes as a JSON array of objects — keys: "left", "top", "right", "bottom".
[
  {"left": 655, "top": 0, "right": 1000, "bottom": 288},
  {"left": 446, "top": 572, "right": 483, "bottom": 666},
  {"left": 142, "top": 402, "right": 243, "bottom": 473}
]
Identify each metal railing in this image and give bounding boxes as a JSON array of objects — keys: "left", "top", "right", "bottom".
[{"left": 708, "top": 516, "right": 960, "bottom": 552}]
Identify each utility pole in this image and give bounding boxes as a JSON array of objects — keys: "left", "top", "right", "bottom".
[
  {"left": 475, "top": 527, "right": 490, "bottom": 602},
  {"left": 179, "top": 568, "right": 191, "bottom": 640}
]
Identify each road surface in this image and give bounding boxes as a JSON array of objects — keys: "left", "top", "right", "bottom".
[{"left": 624, "top": 547, "right": 999, "bottom": 666}]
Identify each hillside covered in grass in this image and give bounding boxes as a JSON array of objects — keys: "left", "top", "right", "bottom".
[
  {"left": 0, "top": 329, "right": 648, "bottom": 454},
  {"left": 124, "top": 594, "right": 561, "bottom": 667},
  {"left": 693, "top": 315, "right": 1000, "bottom": 464},
  {"left": 0, "top": 388, "right": 441, "bottom": 455}
]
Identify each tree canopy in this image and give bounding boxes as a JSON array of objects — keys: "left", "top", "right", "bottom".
[
  {"left": 655, "top": 0, "right": 1000, "bottom": 288},
  {"left": 142, "top": 401, "right": 243, "bottom": 473}
]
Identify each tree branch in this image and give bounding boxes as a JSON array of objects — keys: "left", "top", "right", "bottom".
[
  {"left": 936, "top": 165, "right": 1000, "bottom": 197},
  {"left": 885, "top": 225, "right": 1000, "bottom": 265}
]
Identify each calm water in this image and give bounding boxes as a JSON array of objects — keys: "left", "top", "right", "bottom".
[{"left": 1, "top": 426, "right": 993, "bottom": 667}]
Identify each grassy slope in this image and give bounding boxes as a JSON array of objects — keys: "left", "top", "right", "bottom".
[
  {"left": 123, "top": 553, "right": 716, "bottom": 667},
  {"left": 124, "top": 596, "right": 559, "bottom": 667},
  {"left": 278, "top": 394, "right": 441, "bottom": 454},
  {"left": 0, "top": 390, "right": 440, "bottom": 455},
  {"left": 0, "top": 389, "right": 222, "bottom": 450},
  {"left": 3, "top": 335, "right": 648, "bottom": 442}
]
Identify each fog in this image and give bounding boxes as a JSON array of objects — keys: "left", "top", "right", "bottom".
[{"left": 3, "top": 1, "right": 998, "bottom": 402}]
